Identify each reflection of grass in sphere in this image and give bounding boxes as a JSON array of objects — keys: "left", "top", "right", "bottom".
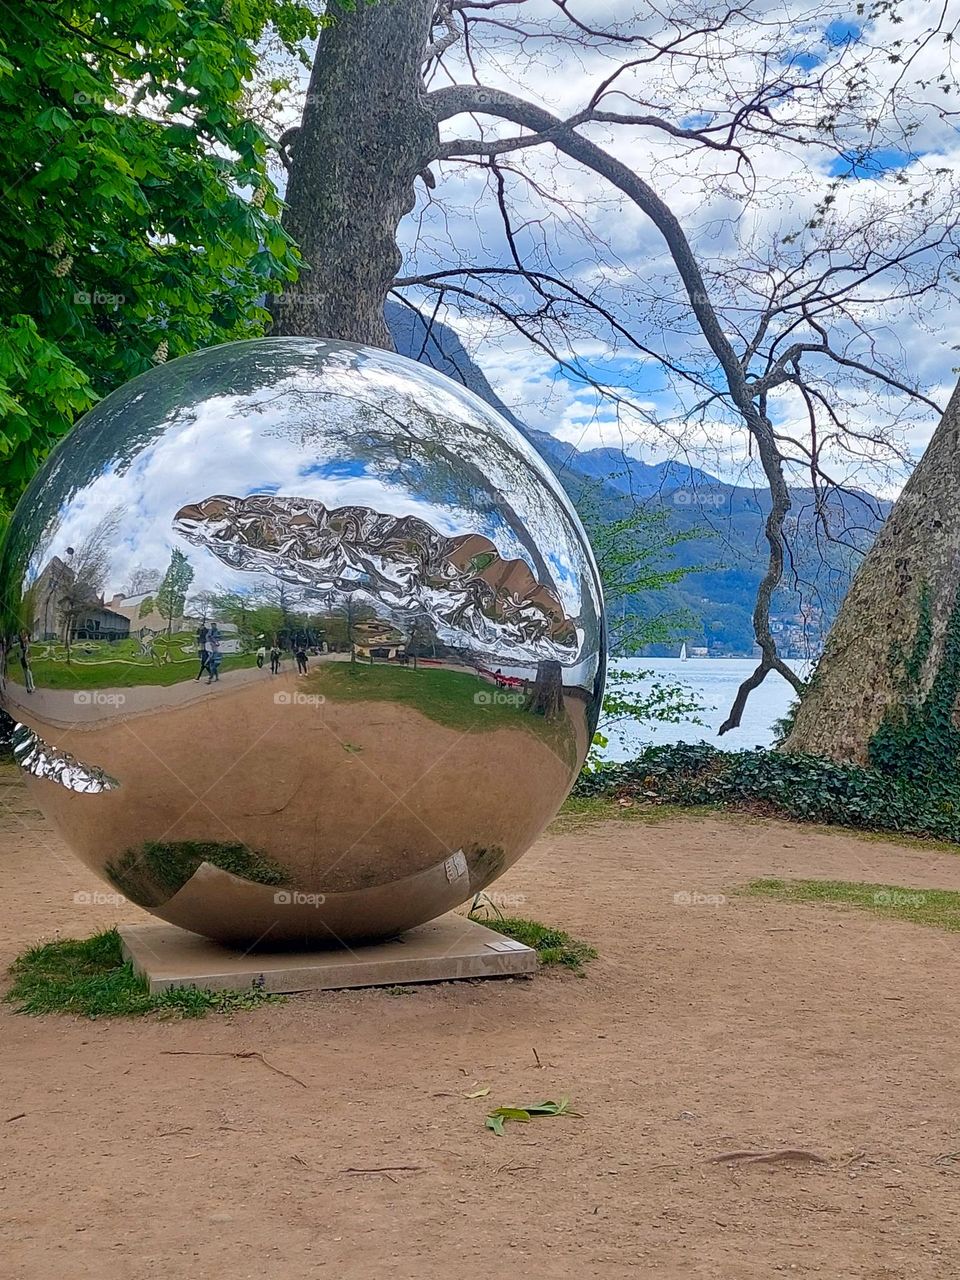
[
  {"left": 27, "top": 632, "right": 259, "bottom": 689},
  {"left": 106, "top": 839, "right": 289, "bottom": 907},
  {"left": 305, "top": 662, "right": 579, "bottom": 766}
]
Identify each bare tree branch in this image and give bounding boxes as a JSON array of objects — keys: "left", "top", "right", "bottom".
[{"left": 430, "top": 82, "right": 806, "bottom": 711}]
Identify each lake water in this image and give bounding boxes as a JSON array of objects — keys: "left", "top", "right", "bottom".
[{"left": 601, "top": 657, "right": 809, "bottom": 760}]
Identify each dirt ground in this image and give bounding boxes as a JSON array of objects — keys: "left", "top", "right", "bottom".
[{"left": 3, "top": 768, "right": 960, "bottom": 1280}]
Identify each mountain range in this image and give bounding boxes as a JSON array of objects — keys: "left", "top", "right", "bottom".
[{"left": 385, "top": 301, "right": 888, "bottom": 656}]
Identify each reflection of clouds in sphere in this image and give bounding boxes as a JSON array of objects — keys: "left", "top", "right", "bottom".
[
  {"left": 25, "top": 340, "right": 598, "bottom": 655},
  {"left": 1, "top": 338, "right": 605, "bottom": 945}
]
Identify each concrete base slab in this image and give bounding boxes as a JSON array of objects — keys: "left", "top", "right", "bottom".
[{"left": 119, "top": 914, "right": 538, "bottom": 995}]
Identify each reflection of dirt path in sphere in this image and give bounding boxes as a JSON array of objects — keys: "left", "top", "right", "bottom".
[
  {"left": 8, "top": 661, "right": 280, "bottom": 727},
  {"left": 24, "top": 670, "right": 589, "bottom": 901}
]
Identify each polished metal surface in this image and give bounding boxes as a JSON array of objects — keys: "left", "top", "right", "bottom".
[{"left": 0, "top": 339, "right": 605, "bottom": 945}]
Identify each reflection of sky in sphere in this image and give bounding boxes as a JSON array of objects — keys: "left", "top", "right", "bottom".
[{"left": 21, "top": 340, "right": 601, "bottom": 678}]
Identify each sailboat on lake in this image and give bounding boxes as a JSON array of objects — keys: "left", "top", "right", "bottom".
[{"left": 679, "top": 642, "right": 688, "bottom": 661}]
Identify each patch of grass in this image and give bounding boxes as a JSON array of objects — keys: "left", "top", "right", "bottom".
[
  {"left": 105, "top": 839, "right": 289, "bottom": 906},
  {"left": 472, "top": 913, "right": 597, "bottom": 975},
  {"left": 5, "top": 929, "right": 281, "bottom": 1018},
  {"left": 306, "top": 661, "right": 577, "bottom": 762},
  {"left": 743, "top": 877, "right": 960, "bottom": 932},
  {"left": 550, "top": 793, "right": 716, "bottom": 832}
]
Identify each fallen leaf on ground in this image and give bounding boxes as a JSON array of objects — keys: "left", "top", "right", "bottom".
[{"left": 485, "top": 1097, "right": 578, "bottom": 1136}]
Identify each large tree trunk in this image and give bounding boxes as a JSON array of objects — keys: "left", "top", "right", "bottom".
[
  {"left": 270, "top": 0, "right": 438, "bottom": 347},
  {"left": 785, "top": 379, "right": 960, "bottom": 763}
]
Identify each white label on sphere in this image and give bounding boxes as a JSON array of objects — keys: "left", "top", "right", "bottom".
[{"left": 444, "top": 849, "right": 468, "bottom": 881}]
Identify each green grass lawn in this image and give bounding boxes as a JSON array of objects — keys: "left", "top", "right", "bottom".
[
  {"left": 744, "top": 877, "right": 960, "bottom": 932},
  {"left": 5, "top": 929, "right": 280, "bottom": 1018},
  {"left": 306, "top": 661, "right": 578, "bottom": 762}
]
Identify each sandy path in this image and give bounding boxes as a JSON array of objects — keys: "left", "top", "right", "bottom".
[{"left": 3, "top": 774, "right": 960, "bottom": 1279}]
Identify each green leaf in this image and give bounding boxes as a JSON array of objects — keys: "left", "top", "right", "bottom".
[
  {"left": 484, "top": 1098, "right": 578, "bottom": 1133},
  {"left": 524, "top": 1098, "right": 574, "bottom": 1116}
]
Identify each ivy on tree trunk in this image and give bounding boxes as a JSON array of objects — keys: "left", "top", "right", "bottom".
[{"left": 786, "top": 379, "right": 960, "bottom": 765}]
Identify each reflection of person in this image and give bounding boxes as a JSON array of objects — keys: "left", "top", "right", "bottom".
[
  {"left": 269, "top": 643, "right": 281, "bottom": 674},
  {"left": 256, "top": 644, "right": 266, "bottom": 669},
  {"left": 205, "top": 630, "right": 222, "bottom": 684},
  {"left": 195, "top": 621, "right": 209, "bottom": 680},
  {"left": 18, "top": 631, "right": 34, "bottom": 694},
  {"left": 295, "top": 644, "right": 308, "bottom": 675}
]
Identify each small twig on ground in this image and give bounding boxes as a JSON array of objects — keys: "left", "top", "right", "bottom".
[
  {"left": 342, "top": 1165, "right": 422, "bottom": 1183},
  {"left": 5, "top": 1113, "right": 26, "bottom": 1123},
  {"left": 160, "top": 1049, "right": 307, "bottom": 1088},
  {"left": 532, "top": 1047, "right": 543, "bottom": 1068},
  {"left": 711, "top": 1149, "right": 828, "bottom": 1165}
]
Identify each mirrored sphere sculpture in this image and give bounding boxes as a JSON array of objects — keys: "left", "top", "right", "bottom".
[{"left": 0, "top": 339, "right": 605, "bottom": 944}]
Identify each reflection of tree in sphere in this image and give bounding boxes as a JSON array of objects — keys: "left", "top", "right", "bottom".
[{"left": 0, "top": 339, "right": 605, "bottom": 945}]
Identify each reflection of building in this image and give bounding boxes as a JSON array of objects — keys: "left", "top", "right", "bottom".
[
  {"left": 31, "top": 555, "right": 74, "bottom": 640},
  {"left": 28, "top": 558, "right": 131, "bottom": 643},
  {"left": 353, "top": 620, "right": 406, "bottom": 661},
  {"left": 106, "top": 592, "right": 185, "bottom": 639},
  {"left": 105, "top": 592, "right": 239, "bottom": 648},
  {"left": 72, "top": 606, "right": 130, "bottom": 642}
]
